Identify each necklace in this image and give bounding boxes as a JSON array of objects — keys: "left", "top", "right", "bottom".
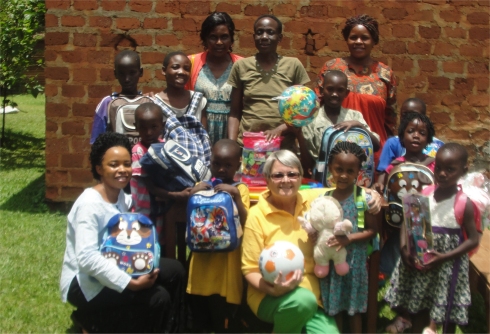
[{"left": 255, "top": 54, "right": 282, "bottom": 76}]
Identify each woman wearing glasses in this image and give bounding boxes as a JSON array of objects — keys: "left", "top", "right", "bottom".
[{"left": 241, "top": 150, "right": 381, "bottom": 333}]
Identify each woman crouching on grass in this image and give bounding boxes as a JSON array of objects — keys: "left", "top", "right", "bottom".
[{"left": 59, "top": 132, "right": 185, "bottom": 333}]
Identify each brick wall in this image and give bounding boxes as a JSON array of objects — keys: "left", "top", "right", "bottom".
[{"left": 45, "top": 0, "right": 489, "bottom": 202}]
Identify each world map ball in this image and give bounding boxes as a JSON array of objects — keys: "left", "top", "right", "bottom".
[
  {"left": 278, "top": 85, "right": 319, "bottom": 127},
  {"left": 259, "top": 241, "right": 305, "bottom": 284}
]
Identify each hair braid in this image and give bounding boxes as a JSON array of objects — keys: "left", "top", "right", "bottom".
[
  {"left": 327, "top": 141, "right": 367, "bottom": 168},
  {"left": 341, "top": 14, "right": 379, "bottom": 45}
]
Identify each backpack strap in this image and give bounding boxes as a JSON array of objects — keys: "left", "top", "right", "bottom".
[
  {"left": 185, "top": 91, "right": 204, "bottom": 116},
  {"left": 354, "top": 185, "right": 367, "bottom": 230}
]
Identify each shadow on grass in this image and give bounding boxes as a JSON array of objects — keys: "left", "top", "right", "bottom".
[
  {"left": 0, "top": 128, "right": 45, "bottom": 170},
  {"left": 0, "top": 173, "right": 49, "bottom": 213}
]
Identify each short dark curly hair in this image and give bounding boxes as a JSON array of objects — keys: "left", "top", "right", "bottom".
[
  {"left": 200, "top": 12, "right": 235, "bottom": 51},
  {"left": 398, "top": 112, "right": 435, "bottom": 148},
  {"left": 328, "top": 141, "right": 367, "bottom": 169},
  {"left": 254, "top": 14, "right": 283, "bottom": 34},
  {"left": 90, "top": 132, "right": 131, "bottom": 181},
  {"left": 341, "top": 14, "right": 380, "bottom": 45}
]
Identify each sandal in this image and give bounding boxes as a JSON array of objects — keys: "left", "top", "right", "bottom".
[
  {"left": 422, "top": 327, "right": 437, "bottom": 334},
  {"left": 386, "top": 316, "right": 412, "bottom": 333}
]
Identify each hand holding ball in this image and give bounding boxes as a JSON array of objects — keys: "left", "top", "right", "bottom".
[
  {"left": 276, "top": 85, "right": 319, "bottom": 127},
  {"left": 259, "top": 241, "right": 305, "bottom": 284}
]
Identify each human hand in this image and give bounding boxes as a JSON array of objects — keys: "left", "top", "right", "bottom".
[
  {"left": 334, "top": 120, "right": 364, "bottom": 132},
  {"left": 308, "top": 231, "right": 318, "bottom": 244},
  {"left": 421, "top": 251, "right": 447, "bottom": 271},
  {"left": 145, "top": 91, "right": 156, "bottom": 98},
  {"left": 263, "top": 128, "right": 282, "bottom": 141},
  {"left": 127, "top": 269, "right": 159, "bottom": 291},
  {"left": 372, "top": 182, "right": 384, "bottom": 194},
  {"left": 214, "top": 183, "right": 239, "bottom": 198},
  {"left": 171, "top": 188, "right": 192, "bottom": 201},
  {"left": 364, "top": 188, "right": 382, "bottom": 214},
  {"left": 190, "top": 182, "right": 211, "bottom": 195},
  {"left": 270, "top": 269, "right": 303, "bottom": 297},
  {"left": 327, "top": 235, "right": 351, "bottom": 251},
  {"left": 401, "top": 248, "right": 416, "bottom": 270}
]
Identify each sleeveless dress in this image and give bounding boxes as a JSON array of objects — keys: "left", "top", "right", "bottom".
[
  {"left": 320, "top": 193, "right": 369, "bottom": 316},
  {"left": 384, "top": 193, "right": 471, "bottom": 325}
]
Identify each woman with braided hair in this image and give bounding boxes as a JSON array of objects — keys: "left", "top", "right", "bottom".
[{"left": 315, "top": 14, "right": 397, "bottom": 164}]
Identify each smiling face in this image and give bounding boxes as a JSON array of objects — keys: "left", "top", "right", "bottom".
[
  {"left": 346, "top": 25, "right": 374, "bottom": 60},
  {"left": 402, "top": 119, "right": 429, "bottom": 154},
  {"left": 114, "top": 56, "right": 143, "bottom": 95},
  {"left": 253, "top": 17, "right": 282, "bottom": 54},
  {"left": 328, "top": 152, "right": 361, "bottom": 191},
  {"left": 434, "top": 149, "right": 467, "bottom": 190},
  {"left": 96, "top": 146, "right": 132, "bottom": 191},
  {"left": 205, "top": 24, "right": 232, "bottom": 57},
  {"left": 266, "top": 160, "right": 302, "bottom": 200},
  {"left": 162, "top": 54, "right": 191, "bottom": 89},
  {"left": 322, "top": 73, "right": 349, "bottom": 109}
]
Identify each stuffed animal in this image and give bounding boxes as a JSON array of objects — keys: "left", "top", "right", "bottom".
[{"left": 298, "top": 196, "right": 353, "bottom": 277}]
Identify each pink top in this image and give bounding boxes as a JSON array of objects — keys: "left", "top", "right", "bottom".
[{"left": 385, "top": 156, "right": 435, "bottom": 174}]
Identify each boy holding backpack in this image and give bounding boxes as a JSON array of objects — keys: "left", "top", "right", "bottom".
[
  {"left": 186, "top": 139, "right": 250, "bottom": 333},
  {"left": 298, "top": 70, "right": 380, "bottom": 177}
]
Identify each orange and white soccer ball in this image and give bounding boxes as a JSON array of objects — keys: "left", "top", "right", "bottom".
[{"left": 259, "top": 241, "right": 305, "bottom": 284}]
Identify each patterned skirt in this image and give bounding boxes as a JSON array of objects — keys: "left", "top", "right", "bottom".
[
  {"left": 384, "top": 227, "right": 471, "bottom": 325},
  {"left": 207, "top": 111, "right": 228, "bottom": 146}
]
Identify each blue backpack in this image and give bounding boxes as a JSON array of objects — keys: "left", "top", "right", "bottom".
[
  {"left": 314, "top": 126, "right": 375, "bottom": 188},
  {"left": 186, "top": 179, "right": 244, "bottom": 252},
  {"left": 100, "top": 213, "right": 160, "bottom": 277}
]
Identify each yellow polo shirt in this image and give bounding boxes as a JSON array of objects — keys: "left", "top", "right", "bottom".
[{"left": 241, "top": 188, "right": 329, "bottom": 314}]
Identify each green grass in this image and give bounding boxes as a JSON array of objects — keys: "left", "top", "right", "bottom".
[{"left": 0, "top": 94, "right": 74, "bottom": 332}]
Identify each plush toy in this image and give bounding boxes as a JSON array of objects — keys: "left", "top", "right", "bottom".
[{"left": 298, "top": 196, "right": 353, "bottom": 277}]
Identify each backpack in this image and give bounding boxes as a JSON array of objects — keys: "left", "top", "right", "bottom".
[
  {"left": 314, "top": 126, "right": 375, "bottom": 188},
  {"left": 100, "top": 212, "right": 160, "bottom": 276},
  {"left": 186, "top": 179, "right": 244, "bottom": 252},
  {"left": 384, "top": 163, "right": 435, "bottom": 228},
  {"left": 108, "top": 94, "right": 154, "bottom": 147}
]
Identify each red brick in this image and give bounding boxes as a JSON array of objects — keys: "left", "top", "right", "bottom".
[
  {"left": 469, "top": 61, "right": 489, "bottom": 74},
  {"left": 45, "top": 154, "right": 59, "bottom": 168},
  {"left": 156, "top": 34, "right": 180, "bottom": 46},
  {"left": 467, "top": 12, "right": 489, "bottom": 25},
  {"left": 215, "top": 3, "right": 241, "bottom": 14},
  {"left": 279, "top": 36, "right": 291, "bottom": 49},
  {"left": 62, "top": 84, "right": 85, "bottom": 98},
  {"left": 100, "top": 68, "right": 116, "bottom": 81},
  {"left": 46, "top": 120, "right": 58, "bottom": 133},
  {"left": 143, "top": 17, "right": 168, "bottom": 29},
  {"left": 428, "top": 77, "right": 450, "bottom": 90},
  {"left": 300, "top": 5, "right": 328, "bottom": 18},
  {"left": 45, "top": 50, "right": 58, "bottom": 62},
  {"left": 440, "top": 10, "right": 461, "bottom": 22},
  {"left": 460, "top": 45, "right": 483, "bottom": 57},
  {"left": 100, "top": 32, "right": 120, "bottom": 47},
  {"left": 45, "top": 67, "right": 69, "bottom": 81},
  {"left": 415, "top": 92, "right": 439, "bottom": 106},
  {"left": 327, "top": 39, "right": 348, "bottom": 52},
  {"left": 476, "top": 77, "right": 490, "bottom": 91},
  {"left": 45, "top": 14, "right": 58, "bottom": 28},
  {"left": 410, "top": 10, "right": 434, "bottom": 21},
  {"left": 244, "top": 4, "right": 269, "bottom": 16},
  {"left": 46, "top": 138, "right": 69, "bottom": 154},
  {"left": 89, "top": 16, "right": 112, "bottom": 28},
  {"left": 442, "top": 61, "right": 464, "bottom": 74},
  {"left": 87, "top": 51, "right": 112, "bottom": 64},
  {"left": 441, "top": 95, "right": 464, "bottom": 106},
  {"left": 239, "top": 34, "right": 256, "bottom": 49},
  {"left": 418, "top": 59, "right": 437, "bottom": 72},
  {"left": 233, "top": 18, "right": 256, "bottom": 32},
  {"left": 327, "top": 5, "right": 354, "bottom": 18},
  {"left": 61, "top": 15, "right": 85, "bottom": 27},
  {"left": 62, "top": 121, "right": 86, "bottom": 136},
  {"left": 469, "top": 27, "right": 490, "bottom": 40},
  {"left": 73, "top": 102, "right": 98, "bottom": 117},
  {"left": 116, "top": 18, "right": 140, "bottom": 30},
  {"left": 468, "top": 95, "right": 489, "bottom": 107},
  {"left": 88, "top": 85, "right": 112, "bottom": 98},
  {"left": 392, "top": 24, "right": 415, "bottom": 38},
  {"left": 45, "top": 32, "right": 69, "bottom": 46},
  {"left": 45, "top": 0, "right": 69, "bottom": 9},
  {"left": 73, "top": 33, "right": 97, "bottom": 47},
  {"left": 418, "top": 26, "right": 441, "bottom": 39},
  {"left": 353, "top": 6, "right": 379, "bottom": 18},
  {"left": 101, "top": 0, "right": 126, "bottom": 11},
  {"left": 73, "top": 0, "right": 98, "bottom": 10},
  {"left": 455, "top": 108, "right": 479, "bottom": 125},
  {"left": 478, "top": 0, "right": 490, "bottom": 6},
  {"left": 284, "top": 21, "right": 310, "bottom": 34},
  {"left": 273, "top": 4, "right": 296, "bottom": 17},
  {"left": 61, "top": 50, "right": 85, "bottom": 63},
  {"left": 116, "top": 37, "right": 136, "bottom": 48},
  {"left": 155, "top": 1, "right": 180, "bottom": 14},
  {"left": 70, "top": 170, "right": 94, "bottom": 183},
  {"left": 184, "top": 1, "right": 209, "bottom": 15},
  {"left": 309, "top": 22, "right": 336, "bottom": 35},
  {"left": 73, "top": 68, "right": 97, "bottom": 82},
  {"left": 444, "top": 27, "right": 466, "bottom": 39},
  {"left": 133, "top": 34, "right": 153, "bottom": 46},
  {"left": 60, "top": 187, "right": 85, "bottom": 201},
  {"left": 45, "top": 186, "right": 60, "bottom": 201},
  {"left": 46, "top": 170, "right": 69, "bottom": 184},
  {"left": 181, "top": 33, "right": 201, "bottom": 47},
  {"left": 129, "top": 0, "right": 153, "bottom": 12},
  {"left": 382, "top": 41, "right": 406, "bottom": 54},
  {"left": 44, "top": 84, "right": 59, "bottom": 97},
  {"left": 46, "top": 102, "right": 70, "bottom": 117},
  {"left": 454, "top": 78, "right": 475, "bottom": 96},
  {"left": 141, "top": 52, "right": 164, "bottom": 65},
  {"left": 155, "top": 69, "right": 165, "bottom": 81},
  {"left": 404, "top": 76, "right": 427, "bottom": 89},
  {"left": 383, "top": 8, "right": 408, "bottom": 20},
  {"left": 72, "top": 137, "right": 91, "bottom": 153},
  {"left": 172, "top": 18, "right": 197, "bottom": 31},
  {"left": 309, "top": 56, "right": 326, "bottom": 69},
  {"left": 442, "top": 128, "right": 471, "bottom": 141},
  {"left": 432, "top": 42, "right": 456, "bottom": 56},
  {"left": 428, "top": 111, "right": 451, "bottom": 125},
  {"left": 392, "top": 58, "right": 413, "bottom": 72}
]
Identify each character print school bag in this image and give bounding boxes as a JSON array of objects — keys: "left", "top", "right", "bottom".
[
  {"left": 384, "top": 163, "right": 435, "bottom": 228},
  {"left": 186, "top": 179, "right": 244, "bottom": 252},
  {"left": 108, "top": 94, "right": 155, "bottom": 147},
  {"left": 313, "top": 126, "right": 375, "bottom": 188},
  {"left": 100, "top": 213, "right": 160, "bottom": 277}
]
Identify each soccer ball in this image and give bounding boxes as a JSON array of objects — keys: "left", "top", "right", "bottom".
[
  {"left": 259, "top": 241, "right": 305, "bottom": 284},
  {"left": 277, "top": 85, "right": 319, "bottom": 127}
]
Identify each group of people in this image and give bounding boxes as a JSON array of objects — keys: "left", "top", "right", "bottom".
[{"left": 61, "top": 11, "right": 481, "bottom": 334}]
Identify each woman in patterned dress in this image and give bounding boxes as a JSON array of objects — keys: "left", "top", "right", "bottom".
[
  {"left": 314, "top": 14, "right": 397, "bottom": 164},
  {"left": 185, "top": 12, "right": 242, "bottom": 145}
]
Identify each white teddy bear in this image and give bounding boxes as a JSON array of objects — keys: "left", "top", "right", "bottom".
[{"left": 298, "top": 196, "right": 353, "bottom": 277}]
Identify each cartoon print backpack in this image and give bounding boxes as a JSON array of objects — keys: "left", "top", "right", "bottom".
[
  {"left": 100, "top": 213, "right": 160, "bottom": 277},
  {"left": 108, "top": 94, "right": 154, "bottom": 147},
  {"left": 384, "top": 163, "right": 435, "bottom": 228},
  {"left": 186, "top": 179, "right": 244, "bottom": 252},
  {"left": 314, "top": 126, "right": 375, "bottom": 188}
]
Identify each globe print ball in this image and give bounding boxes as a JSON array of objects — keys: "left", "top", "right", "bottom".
[
  {"left": 259, "top": 241, "right": 305, "bottom": 284},
  {"left": 278, "top": 85, "right": 319, "bottom": 127}
]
